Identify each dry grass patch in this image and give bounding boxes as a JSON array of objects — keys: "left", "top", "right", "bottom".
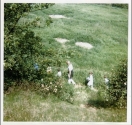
[
  {"left": 91, "top": 87, "right": 98, "bottom": 92},
  {"left": 75, "top": 42, "right": 93, "bottom": 49},
  {"left": 74, "top": 84, "right": 82, "bottom": 89},
  {"left": 80, "top": 104, "right": 86, "bottom": 108},
  {"left": 75, "top": 90, "right": 88, "bottom": 102}
]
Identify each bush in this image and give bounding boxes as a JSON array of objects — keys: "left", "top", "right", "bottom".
[
  {"left": 34, "top": 78, "right": 74, "bottom": 103},
  {"left": 4, "top": 30, "right": 61, "bottom": 86},
  {"left": 58, "top": 83, "right": 74, "bottom": 103},
  {"left": 4, "top": 3, "right": 62, "bottom": 91},
  {"left": 107, "top": 57, "right": 127, "bottom": 108}
]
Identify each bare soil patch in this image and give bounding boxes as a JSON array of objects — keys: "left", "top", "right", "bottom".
[
  {"left": 75, "top": 42, "right": 93, "bottom": 49},
  {"left": 54, "top": 38, "right": 69, "bottom": 44},
  {"left": 49, "top": 15, "right": 68, "bottom": 19}
]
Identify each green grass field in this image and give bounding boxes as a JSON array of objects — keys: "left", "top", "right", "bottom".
[{"left": 4, "top": 3, "right": 128, "bottom": 122}]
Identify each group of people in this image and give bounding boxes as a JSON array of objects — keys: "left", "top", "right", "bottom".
[
  {"left": 35, "top": 60, "right": 109, "bottom": 89},
  {"left": 56, "top": 60, "right": 109, "bottom": 89}
]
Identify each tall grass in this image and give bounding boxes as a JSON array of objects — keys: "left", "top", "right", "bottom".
[
  {"left": 4, "top": 3, "right": 128, "bottom": 122},
  {"left": 4, "top": 88, "right": 127, "bottom": 122}
]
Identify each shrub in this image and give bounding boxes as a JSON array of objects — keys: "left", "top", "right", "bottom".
[
  {"left": 35, "top": 78, "right": 74, "bottom": 103},
  {"left": 107, "top": 57, "right": 127, "bottom": 108},
  {"left": 57, "top": 83, "right": 74, "bottom": 103},
  {"left": 4, "top": 3, "right": 61, "bottom": 91},
  {"left": 4, "top": 4, "right": 74, "bottom": 103},
  {"left": 4, "top": 30, "right": 61, "bottom": 86}
]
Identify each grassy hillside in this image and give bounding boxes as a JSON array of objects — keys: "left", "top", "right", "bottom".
[
  {"left": 4, "top": 3, "right": 128, "bottom": 122},
  {"left": 25, "top": 3, "right": 128, "bottom": 86}
]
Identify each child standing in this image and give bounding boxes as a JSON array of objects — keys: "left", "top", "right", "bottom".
[
  {"left": 56, "top": 68, "right": 62, "bottom": 77},
  {"left": 87, "top": 72, "right": 93, "bottom": 89},
  {"left": 104, "top": 75, "right": 109, "bottom": 84},
  {"left": 104, "top": 75, "right": 109, "bottom": 89}
]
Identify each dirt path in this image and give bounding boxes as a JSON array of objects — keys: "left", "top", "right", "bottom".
[{"left": 74, "top": 83, "right": 98, "bottom": 110}]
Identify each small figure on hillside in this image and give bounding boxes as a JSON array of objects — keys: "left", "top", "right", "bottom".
[
  {"left": 86, "top": 72, "right": 93, "bottom": 89},
  {"left": 124, "top": 82, "right": 127, "bottom": 86},
  {"left": 41, "top": 84, "right": 44, "bottom": 88},
  {"left": 104, "top": 75, "right": 109, "bottom": 84},
  {"left": 104, "top": 75, "right": 109, "bottom": 89},
  {"left": 34, "top": 63, "right": 39, "bottom": 70},
  {"left": 66, "top": 60, "right": 76, "bottom": 85},
  {"left": 56, "top": 68, "right": 62, "bottom": 77},
  {"left": 47, "top": 66, "right": 52, "bottom": 73}
]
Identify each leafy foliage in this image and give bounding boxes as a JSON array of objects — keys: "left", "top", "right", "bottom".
[
  {"left": 38, "top": 78, "right": 74, "bottom": 103},
  {"left": 4, "top": 3, "right": 59, "bottom": 89},
  {"left": 4, "top": 3, "right": 74, "bottom": 103},
  {"left": 107, "top": 57, "right": 127, "bottom": 108},
  {"left": 4, "top": 3, "right": 54, "bottom": 35},
  {"left": 58, "top": 83, "right": 74, "bottom": 103}
]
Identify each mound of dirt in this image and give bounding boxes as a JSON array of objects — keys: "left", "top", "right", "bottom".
[
  {"left": 75, "top": 42, "right": 93, "bottom": 49},
  {"left": 54, "top": 38, "right": 69, "bottom": 44}
]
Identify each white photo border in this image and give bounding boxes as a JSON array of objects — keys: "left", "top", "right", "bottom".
[{"left": 1, "top": 0, "right": 131, "bottom": 125}]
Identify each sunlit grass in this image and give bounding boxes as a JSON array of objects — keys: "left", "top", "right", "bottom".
[{"left": 4, "top": 88, "right": 127, "bottom": 121}]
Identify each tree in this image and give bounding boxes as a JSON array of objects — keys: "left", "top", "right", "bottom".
[
  {"left": 4, "top": 3, "right": 54, "bottom": 35},
  {"left": 4, "top": 3, "right": 60, "bottom": 89}
]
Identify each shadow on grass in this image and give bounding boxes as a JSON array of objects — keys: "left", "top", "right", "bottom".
[{"left": 86, "top": 99, "right": 110, "bottom": 109}]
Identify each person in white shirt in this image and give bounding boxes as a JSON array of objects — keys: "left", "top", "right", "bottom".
[
  {"left": 87, "top": 72, "right": 93, "bottom": 89},
  {"left": 104, "top": 75, "right": 109, "bottom": 89},
  {"left": 66, "top": 61, "right": 76, "bottom": 85},
  {"left": 47, "top": 66, "right": 52, "bottom": 73},
  {"left": 56, "top": 68, "right": 62, "bottom": 77},
  {"left": 104, "top": 76, "right": 109, "bottom": 84}
]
